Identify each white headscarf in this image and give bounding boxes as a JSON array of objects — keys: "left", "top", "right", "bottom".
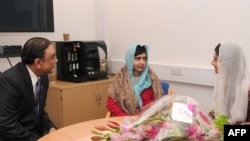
[{"left": 213, "top": 42, "right": 250, "bottom": 123}]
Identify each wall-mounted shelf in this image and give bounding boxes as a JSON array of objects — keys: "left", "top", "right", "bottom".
[{"left": 0, "top": 53, "right": 21, "bottom": 58}]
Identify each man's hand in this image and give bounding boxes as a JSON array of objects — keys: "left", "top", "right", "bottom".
[
  {"left": 48, "top": 127, "right": 56, "bottom": 133},
  {"left": 241, "top": 122, "right": 250, "bottom": 125}
]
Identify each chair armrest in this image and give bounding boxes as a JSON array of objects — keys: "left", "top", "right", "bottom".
[
  {"left": 168, "top": 88, "right": 175, "bottom": 95},
  {"left": 106, "top": 111, "right": 112, "bottom": 118}
]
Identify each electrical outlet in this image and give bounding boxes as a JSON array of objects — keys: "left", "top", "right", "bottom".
[{"left": 170, "top": 68, "right": 183, "bottom": 75}]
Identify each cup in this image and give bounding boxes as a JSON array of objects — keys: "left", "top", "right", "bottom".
[{"left": 63, "top": 33, "right": 70, "bottom": 41}]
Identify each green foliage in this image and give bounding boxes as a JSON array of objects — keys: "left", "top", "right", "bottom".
[{"left": 213, "top": 114, "right": 229, "bottom": 132}]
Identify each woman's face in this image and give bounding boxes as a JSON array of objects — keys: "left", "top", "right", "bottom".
[
  {"left": 211, "top": 51, "right": 218, "bottom": 74},
  {"left": 133, "top": 52, "right": 147, "bottom": 74}
]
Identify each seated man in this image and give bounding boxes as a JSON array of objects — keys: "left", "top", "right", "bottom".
[{"left": 0, "top": 37, "right": 57, "bottom": 141}]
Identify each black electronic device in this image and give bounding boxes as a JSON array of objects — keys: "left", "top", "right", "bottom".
[
  {"left": 55, "top": 41, "right": 108, "bottom": 82},
  {"left": 0, "top": 45, "right": 22, "bottom": 56},
  {"left": 3, "top": 45, "right": 22, "bottom": 55}
]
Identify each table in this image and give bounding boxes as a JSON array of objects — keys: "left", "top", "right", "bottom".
[{"left": 38, "top": 116, "right": 125, "bottom": 141}]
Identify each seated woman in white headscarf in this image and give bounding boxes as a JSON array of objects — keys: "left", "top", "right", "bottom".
[
  {"left": 107, "top": 44, "right": 164, "bottom": 117},
  {"left": 210, "top": 42, "right": 250, "bottom": 124}
]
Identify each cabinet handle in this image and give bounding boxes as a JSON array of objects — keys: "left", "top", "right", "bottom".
[
  {"left": 95, "top": 91, "right": 99, "bottom": 102},
  {"left": 96, "top": 90, "right": 102, "bottom": 104},
  {"left": 98, "top": 90, "right": 102, "bottom": 103}
]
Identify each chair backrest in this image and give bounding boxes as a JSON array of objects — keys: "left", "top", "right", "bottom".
[
  {"left": 161, "top": 81, "right": 175, "bottom": 95},
  {"left": 160, "top": 81, "right": 169, "bottom": 94}
]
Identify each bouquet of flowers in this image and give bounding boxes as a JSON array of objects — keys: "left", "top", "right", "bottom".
[{"left": 91, "top": 95, "right": 225, "bottom": 141}]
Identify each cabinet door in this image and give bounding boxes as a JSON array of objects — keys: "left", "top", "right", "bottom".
[
  {"left": 62, "top": 85, "right": 99, "bottom": 127},
  {"left": 45, "top": 87, "right": 63, "bottom": 128},
  {"left": 96, "top": 82, "right": 111, "bottom": 118}
]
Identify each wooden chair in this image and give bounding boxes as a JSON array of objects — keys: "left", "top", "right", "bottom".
[
  {"left": 168, "top": 88, "right": 176, "bottom": 95},
  {"left": 105, "top": 81, "right": 175, "bottom": 118}
]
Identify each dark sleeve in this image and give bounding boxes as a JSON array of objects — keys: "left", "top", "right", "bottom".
[
  {"left": 246, "top": 90, "right": 250, "bottom": 122},
  {"left": 107, "top": 96, "right": 128, "bottom": 116},
  {"left": 0, "top": 77, "right": 40, "bottom": 141},
  {"left": 39, "top": 110, "right": 56, "bottom": 134},
  {"left": 39, "top": 75, "right": 56, "bottom": 134}
]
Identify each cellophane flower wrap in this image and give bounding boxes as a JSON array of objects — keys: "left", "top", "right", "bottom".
[
  {"left": 92, "top": 95, "right": 224, "bottom": 141},
  {"left": 117, "top": 95, "right": 223, "bottom": 141}
]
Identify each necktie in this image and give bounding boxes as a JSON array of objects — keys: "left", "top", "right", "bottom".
[{"left": 35, "top": 79, "right": 41, "bottom": 116}]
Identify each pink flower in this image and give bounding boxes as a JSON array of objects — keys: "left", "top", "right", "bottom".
[
  {"left": 91, "top": 136, "right": 103, "bottom": 141},
  {"left": 121, "top": 132, "right": 144, "bottom": 141},
  {"left": 107, "top": 121, "right": 120, "bottom": 129},
  {"left": 185, "top": 124, "right": 199, "bottom": 138},
  {"left": 185, "top": 124, "right": 205, "bottom": 141},
  {"left": 135, "top": 126, "right": 147, "bottom": 138},
  {"left": 119, "top": 117, "right": 132, "bottom": 132},
  {"left": 199, "top": 111, "right": 211, "bottom": 124},
  {"left": 110, "top": 117, "right": 145, "bottom": 140},
  {"left": 145, "top": 125, "right": 160, "bottom": 138},
  {"left": 109, "top": 133, "right": 122, "bottom": 141},
  {"left": 94, "top": 125, "right": 110, "bottom": 131},
  {"left": 160, "top": 121, "right": 170, "bottom": 128},
  {"left": 187, "top": 103, "right": 196, "bottom": 113}
]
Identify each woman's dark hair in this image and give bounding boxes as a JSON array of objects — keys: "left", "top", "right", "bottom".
[
  {"left": 135, "top": 45, "right": 147, "bottom": 57},
  {"left": 215, "top": 43, "right": 221, "bottom": 57},
  {"left": 21, "top": 37, "right": 52, "bottom": 64}
]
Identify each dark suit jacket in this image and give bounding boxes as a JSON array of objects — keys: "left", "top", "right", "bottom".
[{"left": 0, "top": 62, "right": 55, "bottom": 141}]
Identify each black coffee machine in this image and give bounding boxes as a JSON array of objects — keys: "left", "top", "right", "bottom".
[{"left": 55, "top": 41, "right": 108, "bottom": 82}]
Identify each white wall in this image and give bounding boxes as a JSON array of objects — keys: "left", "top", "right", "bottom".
[
  {"left": 103, "top": 0, "right": 250, "bottom": 108},
  {"left": 2, "top": 0, "right": 249, "bottom": 108},
  {"left": 105, "top": 0, "right": 250, "bottom": 67}
]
